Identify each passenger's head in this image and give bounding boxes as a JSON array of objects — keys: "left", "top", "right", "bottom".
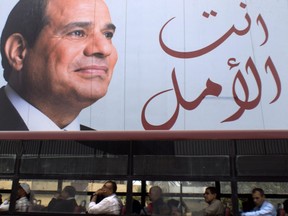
[
  {"left": 149, "top": 186, "right": 163, "bottom": 202},
  {"left": 18, "top": 183, "right": 30, "bottom": 198},
  {"left": 251, "top": 188, "right": 265, "bottom": 207},
  {"left": 102, "top": 180, "right": 117, "bottom": 197},
  {"left": 203, "top": 187, "right": 217, "bottom": 203},
  {"left": 1, "top": 0, "right": 118, "bottom": 122},
  {"left": 61, "top": 186, "right": 76, "bottom": 199}
]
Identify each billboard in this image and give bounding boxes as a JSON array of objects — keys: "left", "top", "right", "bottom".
[{"left": 0, "top": 0, "right": 287, "bottom": 131}]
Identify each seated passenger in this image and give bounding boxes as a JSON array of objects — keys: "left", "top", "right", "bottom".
[
  {"left": 194, "top": 187, "right": 224, "bottom": 216},
  {"left": 142, "top": 185, "right": 170, "bottom": 215},
  {"left": 47, "top": 185, "right": 78, "bottom": 213},
  {"left": 88, "top": 180, "right": 123, "bottom": 215},
  {"left": 121, "top": 199, "right": 142, "bottom": 215},
  {"left": 242, "top": 196, "right": 255, "bottom": 212},
  {"left": 74, "top": 200, "right": 87, "bottom": 214},
  {"left": 284, "top": 199, "right": 288, "bottom": 216},
  {"left": 241, "top": 188, "right": 276, "bottom": 216},
  {"left": 16, "top": 183, "right": 31, "bottom": 212},
  {"left": 0, "top": 183, "right": 31, "bottom": 212},
  {"left": 0, "top": 199, "right": 9, "bottom": 212},
  {"left": 167, "top": 199, "right": 190, "bottom": 216}
]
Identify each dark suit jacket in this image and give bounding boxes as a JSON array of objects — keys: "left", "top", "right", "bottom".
[
  {"left": 47, "top": 198, "right": 78, "bottom": 213},
  {"left": 0, "top": 87, "right": 93, "bottom": 131}
]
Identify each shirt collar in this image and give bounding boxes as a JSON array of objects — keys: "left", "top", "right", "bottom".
[{"left": 5, "top": 85, "right": 80, "bottom": 131}]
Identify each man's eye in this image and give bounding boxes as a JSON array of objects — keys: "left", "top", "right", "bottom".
[
  {"left": 104, "top": 32, "right": 114, "bottom": 39},
  {"left": 68, "top": 30, "right": 86, "bottom": 37}
]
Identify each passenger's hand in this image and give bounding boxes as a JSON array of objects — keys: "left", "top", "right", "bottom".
[{"left": 96, "top": 188, "right": 104, "bottom": 195}]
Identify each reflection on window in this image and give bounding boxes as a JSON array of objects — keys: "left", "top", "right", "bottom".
[
  {"left": 238, "top": 182, "right": 288, "bottom": 194},
  {"left": 220, "top": 182, "right": 231, "bottom": 193},
  {"left": 0, "top": 179, "right": 12, "bottom": 212},
  {"left": 146, "top": 181, "right": 215, "bottom": 193},
  {"left": 132, "top": 180, "right": 142, "bottom": 193}
]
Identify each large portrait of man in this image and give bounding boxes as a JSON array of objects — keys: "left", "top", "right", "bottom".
[
  {"left": 0, "top": 0, "right": 118, "bottom": 131},
  {"left": 1, "top": 0, "right": 287, "bottom": 132}
]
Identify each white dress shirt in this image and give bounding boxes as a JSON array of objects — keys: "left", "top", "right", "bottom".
[
  {"left": 88, "top": 194, "right": 122, "bottom": 215},
  {"left": 5, "top": 85, "right": 80, "bottom": 131},
  {"left": 242, "top": 201, "right": 277, "bottom": 216}
]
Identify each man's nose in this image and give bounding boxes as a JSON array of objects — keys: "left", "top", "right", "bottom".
[{"left": 84, "top": 33, "right": 112, "bottom": 58}]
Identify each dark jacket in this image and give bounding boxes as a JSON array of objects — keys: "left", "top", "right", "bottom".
[
  {"left": 0, "top": 87, "right": 93, "bottom": 131},
  {"left": 47, "top": 198, "right": 78, "bottom": 213}
]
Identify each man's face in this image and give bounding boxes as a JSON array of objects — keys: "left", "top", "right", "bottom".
[
  {"left": 203, "top": 189, "right": 216, "bottom": 203},
  {"left": 252, "top": 191, "right": 265, "bottom": 207},
  {"left": 17, "top": 186, "right": 26, "bottom": 198},
  {"left": 22, "top": 0, "right": 118, "bottom": 109},
  {"left": 61, "top": 190, "right": 69, "bottom": 200},
  {"left": 149, "top": 187, "right": 162, "bottom": 202},
  {"left": 102, "top": 182, "right": 113, "bottom": 196}
]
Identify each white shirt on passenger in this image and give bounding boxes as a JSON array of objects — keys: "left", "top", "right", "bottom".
[
  {"left": 5, "top": 85, "right": 80, "bottom": 131},
  {"left": 88, "top": 194, "right": 122, "bottom": 215}
]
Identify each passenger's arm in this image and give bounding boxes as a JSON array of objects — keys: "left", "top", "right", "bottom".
[
  {"left": 242, "top": 204, "right": 275, "bottom": 216},
  {"left": 88, "top": 198, "right": 109, "bottom": 214},
  {"left": 204, "top": 201, "right": 222, "bottom": 216}
]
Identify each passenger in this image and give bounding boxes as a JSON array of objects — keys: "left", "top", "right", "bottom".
[
  {"left": 47, "top": 185, "right": 78, "bottom": 213},
  {"left": 242, "top": 196, "right": 255, "bottom": 212},
  {"left": 167, "top": 199, "right": 190, "bottom": 216},
  {"left": 74, "top": 200, "right": 87, "bottom": 214},
  {"left": 142, "top": 185, "right": 170, "bottom": 215},
  {"left": 121, "top": 199, "right": 142, "bottom": 215},
  {"left": 283, "top": 199, "right": 288, "bottom": 216},
  {"left": 241, "top": 188, "right": 276, "bottom": 216},
  {"left": 88, "top": 180, "right": 123, "bottom": 215},
  {"left": 16, "top": 183, "right": 31, "bottom": 212},
  {"left": 0, "top": 183, "right": 31, "bottom": 212},
  {"left": 131, "top": 199, "right": 143, "bottom": 215},
  {"left": 194, "top": 186, "right": 224, "bottom": 216},
  {"left": 0, "top": 198, "right": 9, "bottom": 212}
]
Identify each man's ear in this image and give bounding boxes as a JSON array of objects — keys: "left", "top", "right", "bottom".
[{"left": 5, "top": 33, "right": 27, "bottom": 71}]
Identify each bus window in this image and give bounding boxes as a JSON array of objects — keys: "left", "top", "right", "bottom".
[
  {"left": 0, "top": 179, "right": 12, "bottom": 212},
  {"left": 238, "top": 182, "right": 288, "bottom": 212},
  {"left": 16, "top": 179, "right": 126, "bottom": 214}
]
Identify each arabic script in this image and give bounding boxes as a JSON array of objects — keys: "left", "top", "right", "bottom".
[{"left": 141, "top": 2, "right": 281, "bottom": 130}]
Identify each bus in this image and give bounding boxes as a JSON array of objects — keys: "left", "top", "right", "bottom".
[{"left": 0, "top": 131, "right": 287, "bottom": 215}]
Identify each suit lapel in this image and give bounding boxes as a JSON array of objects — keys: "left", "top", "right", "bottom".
[{"left": 0, "top": 87, "right": 28, "bottom": 131}]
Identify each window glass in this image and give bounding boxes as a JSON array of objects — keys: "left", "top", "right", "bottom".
[
  {"left": 0, "top": 156, "right": 16, "bottom": 174},
  {"left": 220, "top": 182, "right": 231, "bottom": 193},
  {"left": 0, "top": 179, "right": 12, "bottom": 212},
  {"left": 144, "top": 181, "right": 217, "bottom": 215},
  {"left": 18, "top": 179, "right": 126, "bottom": 214},
  {"left": 132, "top": 180, "right": 142, "bottom": 193},
  {"left": 146, "top": 181, "right": 215, "bottom": 193},
  {"left": 134, "top": 156, "right": 230, "bottom": 176},
  {"left": 0, "top": 179, "right": 12, "bottom": 190},
  {"left": 21, "top": 155, "right": 128, "bottom": 175},
  {"left": 237, "top": 182, "right": 288, "bottom": 213},
  {"left": 238, "top": 182, "right": 288, "bottom": 194}
]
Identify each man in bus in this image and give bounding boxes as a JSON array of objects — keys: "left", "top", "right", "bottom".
[
  {"left": 241, "top": 188, "right": 276, "bottom": 216},
  {"left": 88, "top": 180, "right": 123, "bottom": 215},
  {"left": 201, "top": 186, "right": 225, "bottom": 216},
  {"left": 142, "top": 185, "right": 170, "bottom": 215},
  {"left": 0, "top": 0, "right": 118, "bottom": 131},
  {"left": 47, "top": 186, "right": 78, "bottom": 213}
]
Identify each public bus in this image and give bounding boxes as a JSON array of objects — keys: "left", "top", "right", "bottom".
[{"left": 0, "top": 131, "right": 287, "bottom": 215}]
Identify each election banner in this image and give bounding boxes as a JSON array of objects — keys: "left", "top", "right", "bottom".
[{"left": 0, "top": 0, "right": 287, "bottom": 131}]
